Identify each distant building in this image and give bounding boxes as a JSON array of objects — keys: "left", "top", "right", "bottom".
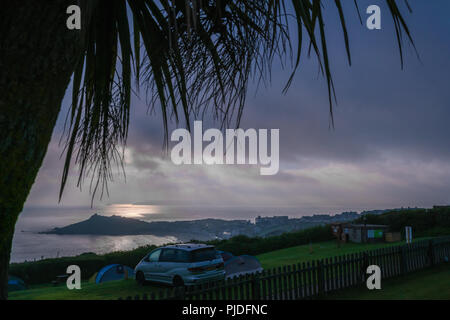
[
  {"left": 255, "top": 216, "right": 289, "bottom": 225},
  {"left": 433, "top": 205, "right": 450, "bottom": 210},
  {"left": 331, "top": 223, "right": 389, "bottom": 243}
]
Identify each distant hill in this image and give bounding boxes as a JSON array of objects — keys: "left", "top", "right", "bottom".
[
  {"left": 40, "top": 209, "right": 375, "bottom": 240},
  {"left": 41, "top": 214, "right": 255, "bottom": 241},
  {"left": 43, "top": 214, "right": 152, "bottom": 235}
]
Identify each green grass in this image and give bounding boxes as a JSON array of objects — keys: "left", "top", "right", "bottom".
[
  {"left": 7, "top": 237, "right": 434, "bottom": 300},
  {"left": 257, "top": 238, "right": 429, "bottom": 270},
  {"left": 325, "top": 263, "right": 450, "bottom": 300},
  {"left": 8, "top": 279, "right": 169, "bottom": 300}
]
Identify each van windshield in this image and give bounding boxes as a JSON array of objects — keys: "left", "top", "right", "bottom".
[{"left": 190, "top": 248, "right": 217, "bottom": 262}]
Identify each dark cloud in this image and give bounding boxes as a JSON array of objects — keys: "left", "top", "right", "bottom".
[{"left": 24, "top": 0, "right": 450, "bottom": 212}]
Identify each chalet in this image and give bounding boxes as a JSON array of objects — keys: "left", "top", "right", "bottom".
[{"left": 331, "top": 223, "right": 389, "bottom": 243}]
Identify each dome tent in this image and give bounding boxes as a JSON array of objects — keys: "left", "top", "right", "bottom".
[
  {"left": 218, "top": 250, "right": 234, "bottom": 262},
  {"left": 224, "top": 255, "right": 264, "bottom": 279},
  {"left": 95, "top": 264, "right": 135, "bottom": 284},
  {"left": 8, "top": 276, "right": 27, "bottom": 292},
  {"left": 218, "top": 251, "right": 263, "bottom": 279}
]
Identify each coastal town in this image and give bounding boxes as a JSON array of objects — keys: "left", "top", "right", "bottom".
[{"left": 42, "top": 209, "right": 396, "bottom": 241}]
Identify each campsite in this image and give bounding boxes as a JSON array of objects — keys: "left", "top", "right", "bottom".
[
  {"left": 7, "top": 207, "right": 450, "bottom": 300},
  {"left": 8, "top": 234, "right": 450, "bottom": 300}
]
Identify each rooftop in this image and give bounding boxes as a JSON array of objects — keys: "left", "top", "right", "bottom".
[
  {"left": 164, "top": 243, "right": 214, "bottom": 251},
  {"left": 346, "top": 224, "right": 389, "bottom": 228}
]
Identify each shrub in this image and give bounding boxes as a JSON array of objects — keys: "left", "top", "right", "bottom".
[
  {"left": 353, "top": 207, "right": 450, "bottom": 238},
  {"left": 9, "top": 244, "right": 157, "bottom": 285}
]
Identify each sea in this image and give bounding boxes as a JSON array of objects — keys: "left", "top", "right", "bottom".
[{"left": 10, "top": 204, "right": 354, "bottom": 263}]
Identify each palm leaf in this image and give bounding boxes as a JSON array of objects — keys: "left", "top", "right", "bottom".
[{"left": 60, "top": 0, "right": 418, "bottom": 201}]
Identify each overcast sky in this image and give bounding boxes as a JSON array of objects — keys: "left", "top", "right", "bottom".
[{"left": 24, "top": 0, "right": 450, "bottom": 214}]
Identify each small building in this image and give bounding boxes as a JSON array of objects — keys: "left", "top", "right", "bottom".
[
  {"left": 255, "top": 216, "right": 289, "bottom": 226},
  {"left": 331, "top": 223, "right": 389, "bottom": 243},
  {"left": 433, "top": 205, "right": 450, "bottom": 210},
  {"left": 385, "top": 232, "right": 401, "bottom": 243}
]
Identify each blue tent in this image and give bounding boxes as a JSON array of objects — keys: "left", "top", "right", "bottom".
[
  {"left": 8, "top": 276, "right": 27, "bottom": 292},
  {"left": 95, "top": 264, "right": 135, "bottom": 283}
]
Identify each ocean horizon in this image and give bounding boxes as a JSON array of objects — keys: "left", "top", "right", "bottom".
[{"left": 11, "top": 204, "right": 365, "bottom": 263}]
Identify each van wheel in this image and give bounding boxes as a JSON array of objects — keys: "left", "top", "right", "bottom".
[
  {"left": 136, "top": 271, "right": 145, "bottom": 285},
  {"left": 172, "top": 276, "right": 184, "bottom": 287}
]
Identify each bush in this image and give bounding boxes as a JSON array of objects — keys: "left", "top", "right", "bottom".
[
  {"left": 206, "top": 225, "right": 334, "bottom": 256},
  {"left": 9, "top": 244, "right": 157, "bottom": 285},
  {"left": 353, "top": 207, "right": 450, "bottom": 238}
]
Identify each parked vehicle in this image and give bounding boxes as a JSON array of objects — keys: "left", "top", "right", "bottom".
[{"left": 134, "top": 243, "right": 225, "bottom": 287}]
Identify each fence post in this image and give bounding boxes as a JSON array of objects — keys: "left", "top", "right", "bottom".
[
  {"left": 428, "top": 239, "right": 435, "bottom": 267},
  {"left": 317, "top": 260, "right": 325, "bottom": 297},
  {"left": 361, "top": 252, "right": 369, "bottom": 284},
  {"left": 174, "top": 285, "right": 186, "bottom": 300},
  {"left": 251, "top": 273, "right": 261, "bottom": 300},
  {"left": 400, "top": 246, "right": 406, "bottom": 275}
]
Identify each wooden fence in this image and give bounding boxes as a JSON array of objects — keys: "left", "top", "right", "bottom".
[{"left": 118, "top": 237, "right": 450, "bottom": 300}]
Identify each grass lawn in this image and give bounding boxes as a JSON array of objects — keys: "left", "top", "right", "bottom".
[
  {"left": 8, "top": 237, "right": 433, "bottom": 300},
  {"left": 8, "top": 279, "right": 169, "bottom": 300},
  {"left": 257, "top": 237, "right": 429, "bottom": 270},
  {"left": 325, "top": 263, "right": 450, "bottom": 300}
]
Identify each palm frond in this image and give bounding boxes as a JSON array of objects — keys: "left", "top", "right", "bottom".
[{"left": 60, "top": 0, "right": 417, "bottom": 202}]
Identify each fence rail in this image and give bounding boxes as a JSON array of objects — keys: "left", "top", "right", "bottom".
[{"left": 118, "top": 237, "right": 450, "bottom": 300}]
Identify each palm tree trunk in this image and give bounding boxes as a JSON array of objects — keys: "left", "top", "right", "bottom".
[{"left": 0, "top": 1, "right": 84, "bottom": 299}]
